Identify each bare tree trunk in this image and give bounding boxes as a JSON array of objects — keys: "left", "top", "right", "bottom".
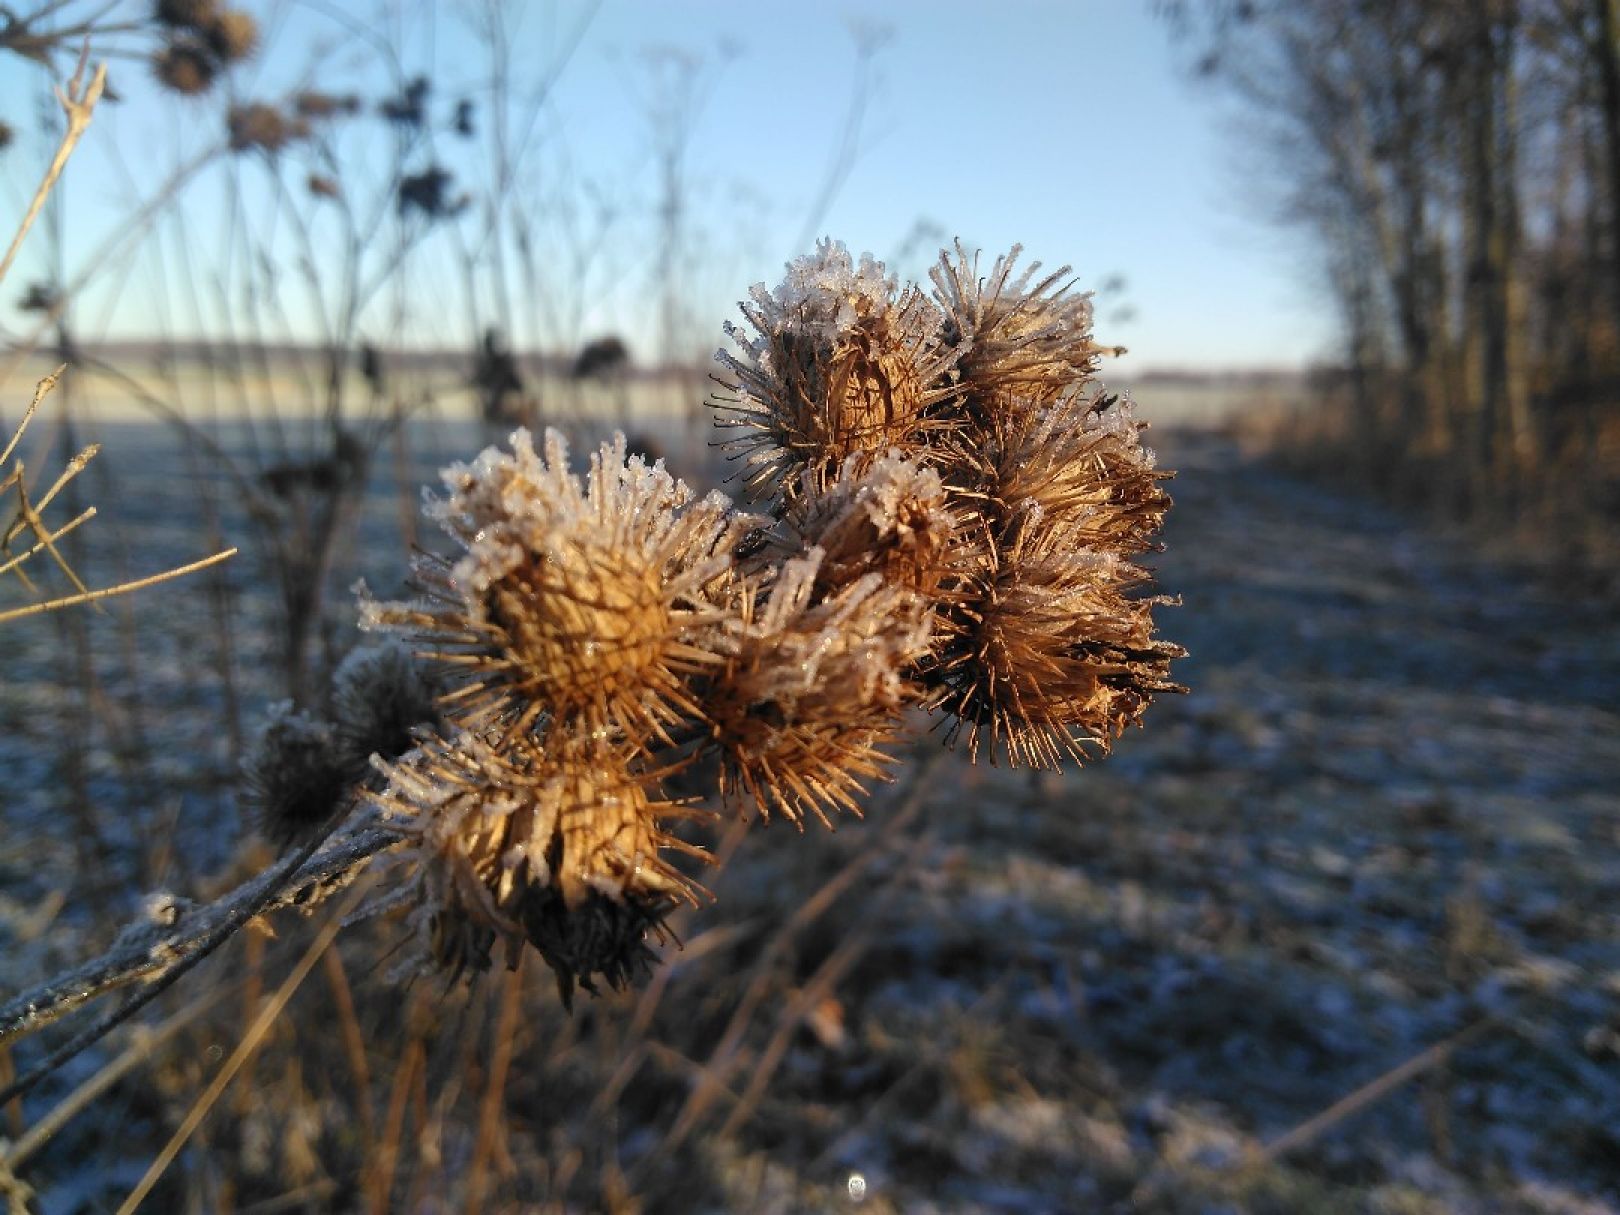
[
  {"left": 1461, "top": 1, "right": 1532, "bottom": 483},
  {"left": 1497, "top": 3, "right": 1534, "bottom": 470},
  {"left": 1462, "top": 4, "right": 1500, "bottom": 486},
  {"left": 1595, "top": 0, "right": 1620, "bottom": 318}
]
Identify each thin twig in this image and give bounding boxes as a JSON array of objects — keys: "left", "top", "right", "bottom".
[
  {"left": 0, "top": 368, "right": 64, "bottom": 469},
  {"left": 0, "top": 506, "right": 96, "bottom": 579},
  {"left": 0, "top": 51, "right": 106, "bottom": 287},
  {"left": 0, "top": 142, "right": 224, "bottom": 387},
  {"left": 0, "top": 810, "right": 397, "bottom": 1104},
  {"left": 0, "top": 548, "right": 238, "bottom": 624},
  {"left": 2, "top": 980, "right": 236, "bottom": 1169}
]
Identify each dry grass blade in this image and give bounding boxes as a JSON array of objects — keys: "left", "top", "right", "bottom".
[
  {"left": 2, "top": 980, "right": 237, "bottom": 1170},
  {"left": 646, "top": 750, "right": 943, "bottom": 1167},
  {"left": 319, "top": 948, "right": 376, "bottom": 1151},
  {"left": 1256, "top": 1013, "right": 1505, "bottom": 1166},
  {"left": 115, "top": 881, "right": 372, "bottom": 1215},
  {"left": 464, "top": 960, "right": 525, "bottom": 1213}
]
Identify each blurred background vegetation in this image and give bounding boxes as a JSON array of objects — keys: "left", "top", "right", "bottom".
[
  {"left": 1, "top": 2, "right": 1618, "bottom": 1212},
  {"left": 1169, "top": 0, "right": 1620, "bottom": 583}
]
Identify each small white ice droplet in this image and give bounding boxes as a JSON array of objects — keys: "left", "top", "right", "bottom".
[{"left": 847, "top": 1173, "right": 867, "bottom": 1202}]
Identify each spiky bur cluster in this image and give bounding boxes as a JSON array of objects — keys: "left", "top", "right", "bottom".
[
  {"left": 151, "top": 0, "right": 259, "bottom": 96},
  {"left": 242, "top": 643, "right": 443, "bottom": 846},
  {"left": 720, "top": 240, "right": 1185, "bottom": 767},
  {"left": 357, "top": 241, "right": 1182, "bottom": 1003}
]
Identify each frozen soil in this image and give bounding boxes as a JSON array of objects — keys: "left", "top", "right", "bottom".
[{"left": 3, "top": 422, "right": 1618, "bottom": 1213}]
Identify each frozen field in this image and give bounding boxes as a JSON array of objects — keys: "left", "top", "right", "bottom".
[{"left": 1, "top": 406, "right": 1617, "bottom": 1212}]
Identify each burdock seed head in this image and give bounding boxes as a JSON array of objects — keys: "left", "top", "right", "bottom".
[
  {"left": 227, "top": 102, "right": 308, "bottom": 154},
  {"left": 931, "top": 242, "right": 1108, "bottom": 429},
  {"left": 330, "top": 641, "right": 445, "bottom": 780},
  {"left": 368, "top": 730, "right": 708, "bottom": 1003},
  {"left": 152, "top": 39, "right": 217, "bottom": 96},
  {"left": 360, "top": 429, "right": 758, "bottom": 746},
  {"left": 715, "top": 239, "right": 961, "bottom": 502},
  {"left": 703, "top": 552, "right": 931, "bottom": 827},
  {"left": 153, "top": 0, "right": 219, "bottom": 30},
  {"left": 243, "top": 703, "right": 352, "bottom": 846},
  {"left": 932, "top": 534, "right": 1185, "bottom": 768},
  {"left": 781, "top": 449, "right": 958, "bottom": 603},
  {"left": 203, "top": 8, "right": 260, "bottom": 63}
]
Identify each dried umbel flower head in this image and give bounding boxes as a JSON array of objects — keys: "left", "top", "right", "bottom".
[
  {"left": 243, "top": 703, "right": 351, "bottom": 846},
  {"left": 716, "top": 240, "right": 961, "bottom": 501},
  {"left": 361, "top": 429, "right": 754, "bottom": 746},
  {"left": 397, "top": 166, "right": 467, "bottom": 220},
  {"left": 369, "top": 732, "right": 706, "bottom": 1004}
]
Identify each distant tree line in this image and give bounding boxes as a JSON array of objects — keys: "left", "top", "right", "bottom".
[{"left": 1172, "top": 0, "right": 1620, "bottom": 554}]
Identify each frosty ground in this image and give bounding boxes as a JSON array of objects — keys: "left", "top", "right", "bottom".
[{"left": 1, "top": 420, "right": 1617, "bottom": 1212}]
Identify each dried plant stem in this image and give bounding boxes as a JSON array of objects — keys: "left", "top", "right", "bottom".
[
  {"left": 0, "top": 53, "right": 106, "bottom": 288},
  {"left": 808, "top": 969, "right": 1013, "bottom": 1174},
  {"left": 367, "top": 1029, "right": 426, "bottom": 1215},
  {"left": 320, "top": 947, "right": 376, "bottom": 1151},
  {"left": 464, "top": 960, "right": 525, "bottom": 1214},
  {"left": 716, "top": 901, "right": 883, "bottom": 1141},
  {"left": 234, "top": 1181, "right": 340, "bottom": 1214},
  {"left": 3, "top": 446, "right": 99, "bottom": 601},
  {"left": 1257, "top": 1013, "right": 1504, "bottom": 1165},
  {"left": 649, "top": 750, "right": 942, "bottom": 1165},
  {"left": 0, "top": 506, "right": 96, "bottom": 579},
  {"left": 0, "top": 141, "right": 223, "bottom": 387},
  {"left": 0, "top": 369, "right": 62, "bottom": 470},
  {"left": 0, "top": 809, "right": 394, "bottom": 1098},
  {"left": 2, "top": 980, "right": 235, "bottom": 1170},
  {"left": 115, "top": 882, "right": 370, "bottom": 1215},
  {"left": 0, "top": 548, "right": 239, "bottom": 624}
]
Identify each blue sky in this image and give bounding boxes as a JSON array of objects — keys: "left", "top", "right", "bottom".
[{"left": 2, "top": 1, "right": 1331, "bottom": 372}]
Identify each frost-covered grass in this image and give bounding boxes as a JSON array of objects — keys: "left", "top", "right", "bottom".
[{"left": 2, "top": 422, "right": 1618, "bottom": 1213}]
